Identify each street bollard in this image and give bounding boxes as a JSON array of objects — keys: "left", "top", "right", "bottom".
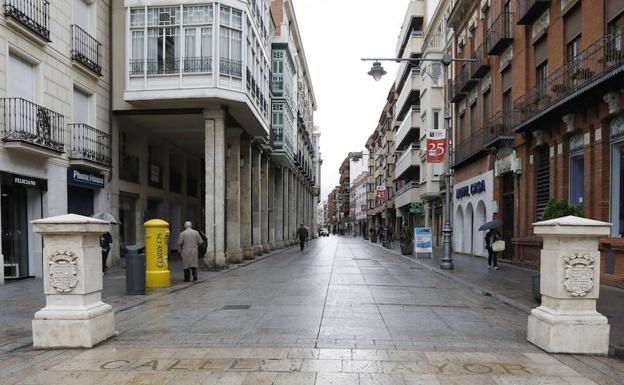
[
  {"left": 527, "top": 216, "right": 611, "bottom": 354},
  {"left": 145, "top": 219, "right": 170, "bottom": 288}
]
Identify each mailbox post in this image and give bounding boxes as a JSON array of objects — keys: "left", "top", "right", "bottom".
[{"left": 145, "top": 219, "right": 170, "bottom": 288}]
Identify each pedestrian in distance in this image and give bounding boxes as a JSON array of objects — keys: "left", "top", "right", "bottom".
[
  {"left": 177, "top": 221, "right": 203, "bottom": 282},
  {"left": 100, "top": 231, "right": 113, "bottom": 273},
  {"left": 485, "top": 228, "right": 501, "bottom": 270},
  {"left": 297, "top": 223, "right": 308, "bottom": 251}
]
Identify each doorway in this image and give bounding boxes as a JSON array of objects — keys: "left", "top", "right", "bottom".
[
  {"left": 67, "top": 185, "right": 94, "bottom": 216},
  {"left": 502, "top": 173, "right": 514, "bottom": 260}
]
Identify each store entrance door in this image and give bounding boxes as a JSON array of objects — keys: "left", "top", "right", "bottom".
[
  {"left": 2, "top": 185, "right": 29, "bottom": 278},
  {"left": 67, "top": 185, "right": 94, "bottom": 217},
  {"left": 501, "top": 173, "right": 514, "bottom": 260}
]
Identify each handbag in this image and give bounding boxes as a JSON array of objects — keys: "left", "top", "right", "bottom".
[{"left": 492, "top": 240, "right": 506, "bottom": 252}]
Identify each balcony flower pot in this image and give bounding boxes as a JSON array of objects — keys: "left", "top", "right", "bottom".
[
  {"left": 401, "top": 243, "right": 414, "bottom": 255},
  {"left": 400, "top": 225, "right": 414, "bottom": 255}
]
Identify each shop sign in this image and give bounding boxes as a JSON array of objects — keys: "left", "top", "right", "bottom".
[
  {"left": 456, "top": 180, "right": 486, "bottom": 200},
  {"left": 414, "top": 227, "right": 433, "bottom": 253},
  {"left": 361, "top": 205, "right": 368, "bottom": 212},
  {"left": 68, "top": 168, "right": 105, "bottom": 188},
  {"left": 409, "top": 201, "right": 425, "bottom": 214},
  {"left": 375, "top": 186, "right": 386, "bottom": 200},
  {"left": 1, "top": 172, "right": 47, "bottom": 190}
]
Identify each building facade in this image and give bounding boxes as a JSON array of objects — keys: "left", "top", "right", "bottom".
[
  {"left": 338, "top": 156, "right": 350, "bottom": 233},
  {"left": 351, "top": 172, "right": 369, "bottom": 238},
  {"left": 448, "top": 0, "right": 624, "bottom": 286},
  {"left": 0, "top": 0, "right": 111, "bottom": 282}
]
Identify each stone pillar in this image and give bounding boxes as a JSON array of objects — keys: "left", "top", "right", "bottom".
[
  {"left": 527, "top": 216, "right": 611, "bottom": 354},
  {"left": 424, "top": 201, "right": 431, "bottom": 228},
  {"left": 204, "top": 110, "right": 227, "bottom": 268},
  {"left": 31, "top": 214, "right": 114, "bottom": 348},
  {"left": 225, "top": 128, "right": 243, "bottom": 263},
  {"left": 240, "top": 137, "right": 253, "bottom": 259},
  {"left": 251, "top": 146, "right": 263, "bottom": 256},
  {"left": 261, "top": 155, "right": 271, "bottom": 252},
  {"left": 289, "top": 171, "right": 296, "bottom": 243},
  {"left": 274, "top": 166, "right": 284, "bottom": 248},
  {"left": 283, "top": 168, "right": 290, "bottom": 245}
]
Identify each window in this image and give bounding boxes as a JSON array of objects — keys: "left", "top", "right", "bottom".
[
  {"left": 433, "top": 110, "right": 440, "bottom": 131},
  {"left": 566, "top": 35, "right": 581, "bottom": 63},
  {"left": 503, "top": 90, "right": 512, "bottom": 114},
  {"left": 569, "top": 148, "right": 584, "bottom": 207},
  {"left": 9, "top": 54, "right": 35, "bottom": 100},
  {"left": 536, "top": 61, "right": 548, "bottom": 98},
  {"left": 73, "top": 0, "right": 90, "bottom": 31},
  {"left": 219, "top": 6, "right": 242, "bottom": 77},
  {"left": 483, "top": 89, "right": 491, "bottom": 121},
  {"left": 73, "top": 88, "right": 90, "bottom": 124},
  {"left": 535, "top": 146, "right": 550, "bottom": 219},
  {"left": 470, "top": 104, "right": 477, "bottom": 133}
]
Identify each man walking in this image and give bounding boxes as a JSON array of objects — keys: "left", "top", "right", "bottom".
[
  {"left": 296, "top": 223, "right": 308, "bottom": 251},
  {"left": 177, "top": 221, "right": 203, "bottom": 282},
  {"left": 100, "top": 231, "right": 112, "bottom": 273}
]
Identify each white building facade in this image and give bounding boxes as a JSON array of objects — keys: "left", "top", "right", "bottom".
[{"left": 0, "top": 0, "right": 111, "bottom": 282}]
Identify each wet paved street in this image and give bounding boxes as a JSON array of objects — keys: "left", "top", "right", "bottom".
[{"left": 1, "top": 237, "right": 623, "bottom": 384}]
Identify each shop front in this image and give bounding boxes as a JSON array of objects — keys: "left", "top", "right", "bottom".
[
  {"left": 452, "top": 171, "right": 493, "bottom": 257},
  {"left": 67, "top": 168, "right": 106, "bottom": 217},
  {"left": 1, "top": 172, "right": 46, "bottom": 279}
]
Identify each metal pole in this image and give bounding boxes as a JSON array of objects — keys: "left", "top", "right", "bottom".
[{"left": 440, "top": 56, "right": 454, "bottom": 270}]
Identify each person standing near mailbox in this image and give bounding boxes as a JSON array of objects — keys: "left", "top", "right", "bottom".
[{"left": 177, "top": 221, "right": 203, "bottom": 282}]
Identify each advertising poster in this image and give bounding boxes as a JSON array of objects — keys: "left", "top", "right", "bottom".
[
  {"left": 426, "top": 129, "right": 446, "bottom": 163},
  {"left": 414, "top": 227, "right": 433, "bottom": 253}
]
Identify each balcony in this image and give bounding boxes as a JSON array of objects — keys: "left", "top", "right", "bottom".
[
  {"left": 484, "top": 111, "right": 513, "bottom": 147},
  {"left": 513, "top": 28, "right": 624, "bottom": 132},
  {"left": 396, "top": 69, "right": 421, "bottom": 115},
  {"left": 1, "top": 98, "right": 64, "bottom": 154},
  {"left": 395, "top": 105, "right": 420, "bottom": 150},
  {"left": 68, "top": 124, "right": 111, "bottom": 168},
  {"left": 71, "top": 25, "right": 102, "bottom": 75},
  {"left": 4, "top": 0, "right": 50, "bottom": 42},
  {"left": 394, "top": 180, "right": 421, "bottom": 209},
  {"left": 450, "top": 78, "right": 465, "bottom": 103},
  {"left": 487, "top": 11, "right": 514, "bottom": 55},
  {"left": 454, "top": 128, "right": 486, "bottom": 166},
  {"left": 517, "top": 0, "right": 550, "bottom": 25},
  {"left": 471, "top": 44, "right": 490, "bottom": 78},
  {"left": 271, "top": 74, "right": 284, "bottom": 96},
  {"left": 460, "top": 63, "right": 478, "bottom": 92},
  {"left": 395, "top": 145, "right": 420, "bottom": 179}
]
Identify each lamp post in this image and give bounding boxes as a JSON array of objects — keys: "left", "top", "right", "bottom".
[{"left": 362, "top": 54, "right": 474, "bottom": 270}]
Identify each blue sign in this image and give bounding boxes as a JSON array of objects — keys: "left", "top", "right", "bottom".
[
  {"left": 414, "top": 227, "right": 433, "bottom": 253},
  {"left": 68, "top": 168, "right": 105, "bottom": 188}
]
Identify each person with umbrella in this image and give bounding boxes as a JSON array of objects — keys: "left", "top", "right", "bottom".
[
  {"left": 92, "top": 212, "right": 120, "bottom": 273},
  {"left": 480, "top": 220, "right": 503, "bottom": 270}
]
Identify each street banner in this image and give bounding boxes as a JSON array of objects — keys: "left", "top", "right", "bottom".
[
  {"left": 426, "top": 129, "right": 446, "bottom": 163},
  {"left": 414, "top": 227, "right": 433, "bottom": 253},
  {"left": 375, "top": 186, "right": 386, "bottom": 200},
  {"left": 361, "top": 205, "right": 368, "bottom": 212}
]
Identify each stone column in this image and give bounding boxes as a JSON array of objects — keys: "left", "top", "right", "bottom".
[
  {"left": 283, "top": 168, "right": 290, "bottom": 245},
  {"left": 274, "top": 166, "right": 284, "bottom": 248},
  {"left": 240, "top": 137, "right": 253, "bottom": 259},
  {"left": 289, "top": 170, "right": 296, "bottom": 243},
  {"left": 251, "top": 145, "right": 263, "bottom": 256},
  {"left": 527, "top": 216, "right": 611, "bottom": 354},
  {"left": 225, "top": 128, "right": 243, "bottom": 263},
  {"left": 261, "top": 155, "right": 271, "bottom": 252},
  {"left": 424, "top": 201, "right": 431, "bottom": 228},
  {"left": 31, "top": 214, "right": 114, "bottom": 348},
  {"left": 204, "top": 110, "right": 227, "bottom": 268}
]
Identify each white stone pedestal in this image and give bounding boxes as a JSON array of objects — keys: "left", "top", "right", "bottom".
[
  {"left": 31, "top": 214, "right": 115, "bottom": 348},
  {"left": 527, "top": 216, "right": 610, "bottom": 354}
]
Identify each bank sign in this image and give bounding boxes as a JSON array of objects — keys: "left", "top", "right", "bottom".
[
  {"left": 455, "top": 180, "right": 486, "bottom": 200},
  {"left": 68, "top": 169, "right": 105, "bottom": 188}
]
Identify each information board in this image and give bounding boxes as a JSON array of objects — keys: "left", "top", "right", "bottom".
[{"left": 414, "top": 227, "right": 433, "bottom": 253}]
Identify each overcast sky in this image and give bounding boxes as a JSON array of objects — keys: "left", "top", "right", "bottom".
[{"left": 294, "top": 0, "right": 409, "bottom": 201}]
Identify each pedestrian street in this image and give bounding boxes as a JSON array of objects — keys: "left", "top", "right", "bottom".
[{"left": 1, "top": 237, "right": 623, "bottom": 385}]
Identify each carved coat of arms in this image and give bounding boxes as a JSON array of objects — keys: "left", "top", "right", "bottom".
[
  {"left": 563, "top": 253, "right": 594, "bottom": 297},
  {"left": 48, "top": 250, "right": 79, "bottom": 293}
]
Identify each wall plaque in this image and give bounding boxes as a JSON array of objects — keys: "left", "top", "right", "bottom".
[
  {"left": 48, "top": 250, "right": 79, "bottom": 293},
  {"left": 564, "top": 253, "right": 594, "bottom": 297}
]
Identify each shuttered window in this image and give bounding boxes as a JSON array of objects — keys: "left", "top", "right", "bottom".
[
  {"left": 535, "top": 146, "right": 550, "bottom": 219},
  {"left": 564, "top": 3, "right": 581, "bottom": 43}
]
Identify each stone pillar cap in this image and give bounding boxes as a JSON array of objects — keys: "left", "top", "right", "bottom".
[
  {"left": 32, "top": 214, "right": 109, "bottom": 234},
  {"left": 533, "top": 216, "right": 611, "bottom": 236}
]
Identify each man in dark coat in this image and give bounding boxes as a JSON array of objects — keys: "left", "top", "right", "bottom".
[
  {"left": 100, "top": 231, "right": 112, "bottom": 272},
  {"left": 296, "top": 223, "right": 308, "bottom": 251}
]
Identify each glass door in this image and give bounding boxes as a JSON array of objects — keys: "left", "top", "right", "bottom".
[{"left": 2, "top": 185, "right": 29, "bottom": 278}]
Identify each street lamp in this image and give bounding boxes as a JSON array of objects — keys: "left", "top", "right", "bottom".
[{"left": 362, "top": 54, "right": 474, "bottom": 270}]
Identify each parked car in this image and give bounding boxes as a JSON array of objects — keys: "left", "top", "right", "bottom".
[{"left": 319, "top": 227, "right": 330, "bottom": 237}]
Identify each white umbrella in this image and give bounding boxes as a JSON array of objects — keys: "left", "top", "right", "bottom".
[{"left": 92, "top": 212, "right": 121, "bottom": 225}]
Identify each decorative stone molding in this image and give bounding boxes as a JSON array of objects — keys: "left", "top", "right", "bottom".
[
  {"left": 603, "top": 91, "right": 621, "bottom": 115},
  {"left": 564, "top": 253, "right": 594, "bottom": 297},
  {"left": 458, "top": 99, "right": 467, "bottom": 114},
  {"left": 611, "top": 115, "right": 624, "bottom": 141},
  {"left": 481, "top": 0, "right": 490, "bottom": 14},
  {"left": 468, "top": 15, "right": 477, "bottom": 35},
  {"left": 531, "top": 9, "right": 549, "bottom": 42},
  {"left": 562, "top": 113, "right": 575, "bottom": 134},
  {"left": 499, "top": 46, "right": 512, "bottom": 72},
  {"left": 569, "top": 133, "right": 584, "bottom": 153},
  {"left": 48, "top": 250, "right": 79, "bottom": 293},
  {"left": 532, "top": 129, "right": 543, "bottom": 146},
  {"left": 481, "top": 72, "right": 491, "bottom": 93},
  {"left": 468, "top": 87, "right": 478, "bottom": 106}
]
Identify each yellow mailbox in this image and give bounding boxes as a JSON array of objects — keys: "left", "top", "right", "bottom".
[{"left": 144, "top": 219, "right": 170, "bottom": 288}]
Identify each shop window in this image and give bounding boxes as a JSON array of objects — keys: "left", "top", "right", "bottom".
[
  {"left": 569, "top": 134, "right": 584, "bottom": 206},
  {"left": 611, "top": 116, "right": 624, "bottom": 236},
  {"left": 535, "top": 146, "right": 550, "bottom": 219}
]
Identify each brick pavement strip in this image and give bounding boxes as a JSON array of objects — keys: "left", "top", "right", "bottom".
[{"left": 0, "top": 237, "right": 622, "bottom": 384}]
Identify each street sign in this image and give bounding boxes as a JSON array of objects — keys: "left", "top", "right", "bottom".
[{"left": 414, "top": 227, "right": 433, "bottom": 253}]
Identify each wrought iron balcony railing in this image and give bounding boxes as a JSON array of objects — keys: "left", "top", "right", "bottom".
[
  {"left": 4, "top": 0, "right": 50, "bottom": 41},
  {"left": 484, "top": 111, "right": 514, "bottom": 146},
  {"left": 449, "top": 78, "right": 465, "bottom": 103},
  {"left": 68, "top": 123, "right": 111, "bottom": 166},
  {"left": 1, "top": 98, "right": 64, "bottom": 152},
  {"left": 516, "top": 0, "right": 551, "bottom": 25},
  {"left": 71, "top": 24, "right": 102, "bottom": 75},
  {"left": 487, "top": 11, "right": 514, "bottom": 55},
  {"left": 219, "top": 57, "right": 242, "bottom": 77},
  {"left": 183, "top": 57, "right": 212, "bottom": 73},
  {"left": 454, "top": 128, "right": 485, "bottom": 166},
  {"left": 513, "top": 28, "right": 624, "bottom": 131},
  {"left": 471, "top": 44, "right": 490, "bottom": 78},
  {"left": 460, "top": 63, "right": 478, "bottom": 92}
]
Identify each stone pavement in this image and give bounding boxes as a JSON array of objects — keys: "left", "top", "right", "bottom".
[
  {"left": 0, "top": 236, "right": 623, "bottom": 384},
  {"left": 366, "top": 236, "right": 624, "bottom": 356}
]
